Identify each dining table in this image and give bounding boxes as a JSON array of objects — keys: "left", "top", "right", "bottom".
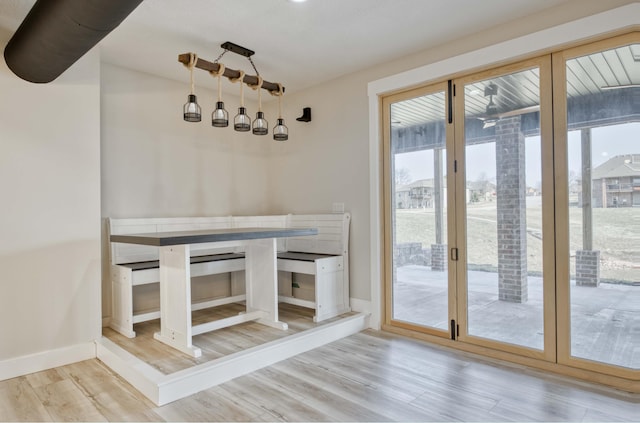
[{"left": 110, "top": 226, "right": 317, "bottom": 357}]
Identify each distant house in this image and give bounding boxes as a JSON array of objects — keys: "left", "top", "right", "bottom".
[
  {"left": 395, "top": 179, "right": 440, "bottom": 209},
  {"left": 526, "top": 186, "right": 541, "bottom": 196},
  {"left": 467, "top": 180, "right": 496, "bottom": 203},
  {"left": 408, "top": 179, "right": 435, "bottom": 208},
  {"left": 396, "top": 178, "right": 497, "bottom": 208},
  {"left": 592, "top": 154, "right": 640, "bottom": 207}
]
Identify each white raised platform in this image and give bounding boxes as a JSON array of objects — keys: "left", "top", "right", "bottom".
[{"left": 96, "top": 312, "right": 369, "bottom": 406}]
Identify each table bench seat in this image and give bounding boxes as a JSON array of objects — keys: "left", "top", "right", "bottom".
[
  {"left": 122, "top": 253, "right": 245, "bottom": 271},
  {"left": 277, "top": 252, "right": 336, "bottom": 261}
]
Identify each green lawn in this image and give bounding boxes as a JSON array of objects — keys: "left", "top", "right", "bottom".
[{"left": 394, "top": 203, "right": 640, "bottom": 283}]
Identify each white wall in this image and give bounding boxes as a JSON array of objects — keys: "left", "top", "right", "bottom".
[
  {"left": 0, "top": 31, "right": 101, "bottom": 367},
  {"left": 101, "top": 63, "right": 270, "bottom": 219},
  {"left": 266, "top": 74, "right": 372, "bottom": 301}
]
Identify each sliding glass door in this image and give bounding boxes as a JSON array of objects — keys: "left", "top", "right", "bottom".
[{"left": 383, "top": 32, "right": 639, "bottom": 386}]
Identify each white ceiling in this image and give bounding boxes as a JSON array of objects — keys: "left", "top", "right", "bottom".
[{"left": 0, "top": 0, "right": 577, "bottom": 94}]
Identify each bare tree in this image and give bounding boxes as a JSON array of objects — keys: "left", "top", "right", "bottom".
[{"left": 395, "top": 167, "right": 411, "bottom": 186}]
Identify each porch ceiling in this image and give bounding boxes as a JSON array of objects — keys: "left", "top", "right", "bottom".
[{"left": 390, "top": 43, "right": 640, "bottom": 129}]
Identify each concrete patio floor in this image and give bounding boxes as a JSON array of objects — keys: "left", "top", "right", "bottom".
[{"left": 393, "top": 265, "right": 639, "bottom": 369}]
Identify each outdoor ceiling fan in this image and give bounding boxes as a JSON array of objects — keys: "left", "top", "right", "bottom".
[{"left": 477, "top": 83, "right": 540, "bottom": 129}]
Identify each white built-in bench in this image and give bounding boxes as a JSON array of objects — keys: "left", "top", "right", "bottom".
[
  {"left": 108, "top": 213, "right": 350, "bottom": 338},
  {"left": 277, "top": 214, "right": 351, "bottom": 323}
]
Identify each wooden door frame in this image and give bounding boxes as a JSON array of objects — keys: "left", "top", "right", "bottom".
[
  {"left": 381, "top": 81, "right": 455, "bottom": 339},
  {"left": 452, "top": 55, "right": 556, "bottom": 362}
]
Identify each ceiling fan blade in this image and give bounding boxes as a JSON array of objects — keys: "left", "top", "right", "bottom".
[
  {"left": 476, "top": 104, "right": 539, "bottom": 129},
  {"left": 496, "top": 105, "right": 540, "bottom": 118},
  {"left": 476, "top": 104, "right": 540, "bottom": 121}
]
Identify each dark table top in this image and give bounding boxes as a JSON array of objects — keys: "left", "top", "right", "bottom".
[{"left": 110, "top": 227, "right": 317, "bottom": 247}]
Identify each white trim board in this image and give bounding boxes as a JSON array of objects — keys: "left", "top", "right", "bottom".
[
  {"left": 95, "top": 337, "right": 165, "bottom": 404},
  {"left": 367, "top": 4, "right": 640, "bottom": 330},
  {"left": 97, "top": 312, "right": 369, "bottom": 406},
  {"left": 0, "top": 342, "right": 96, "bottom": 382},
  {"left": 350, "top": 297, "right": 371, "bottom": 315}
]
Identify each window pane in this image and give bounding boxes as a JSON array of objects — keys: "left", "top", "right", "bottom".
[
  {"left": 390, "top": 92, "right": 449, "bottom": 330},
  {"left": 464, "top": 69, "right": 545, "bottom": 350},
  {"left": 566, "top": 43, "right": 640, "bottom": 369}
]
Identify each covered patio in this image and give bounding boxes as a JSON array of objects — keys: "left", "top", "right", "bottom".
[{"left": 393, "top": 264, "right": 639, "bottom": 369}]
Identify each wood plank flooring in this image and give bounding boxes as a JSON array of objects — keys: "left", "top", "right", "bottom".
[
  {"left": 2, "top": 329, "right": 639, "bottom": 421},
  {"left": 103, "top": 303, "right": 353, "bottom": 374}
]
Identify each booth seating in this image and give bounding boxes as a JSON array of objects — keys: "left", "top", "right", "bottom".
[
  {"left": 277, "top": 214, "right": 351, "bottom": 322},
  {"left": 108, "top": 213, "right": 350, "bottom": 338}
]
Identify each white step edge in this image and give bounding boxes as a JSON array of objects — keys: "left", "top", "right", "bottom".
[{"left": 97, "top": 312, "right": 369, "bottom": 406}]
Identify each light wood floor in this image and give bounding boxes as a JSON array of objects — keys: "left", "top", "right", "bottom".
[
  {"left": 2, "top": 329, "right": 639, "bottom": 422},
  {"left": 103, "top": 302, "right": 355, "bottom": 374}
]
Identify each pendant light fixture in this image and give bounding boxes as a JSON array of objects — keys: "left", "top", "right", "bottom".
[
  {"left": 178, "top": 42, "right": 288, "bottom": 139},
  {"left": 273, "top": 83, "right": 288, "bottom": 141},
  {"left": 252, "top": 76, "right": 268, "bottom": 135},
  {"left": 210, "top": 63, "right": 229, "bottom": 127},
  {"left": 183, "top": 53, "right": 201, "bottom": 122},
  {"left": 231, "top": 70, "right": 251, "bottom": 132}
]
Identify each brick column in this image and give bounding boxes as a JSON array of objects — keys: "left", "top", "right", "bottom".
[
  {"left": 431, "top": 243, "right": 447, "bottom": 272},
  {"left": 576, "top": 250, "right": 600, "bottom": 287},
  {"left": 495, "top": 117, "right": 528, "bottom": 303}
]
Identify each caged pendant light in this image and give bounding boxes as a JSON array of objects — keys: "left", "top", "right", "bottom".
[
  {"left": 272, "top": 83, "right": 288, "bottom": 141},
  {"left": 232, "top": 70, "right": 251, "bottom": 132},
  {"left": 210, "top": 63, "right": 229, "bottom": 127},
  {"left": 178, "top": 42, "right": 288, "bottom": 140},
  {"left": 251, "top": 76, "right": 268, "bottom": 135},
  {"left": 182, "top": 53, "right": 201, "bottom": 122}
]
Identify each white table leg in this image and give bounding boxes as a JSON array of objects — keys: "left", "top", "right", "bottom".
[
  {"left": 245, "top": 238, "right": 288, "bottom": 330},
  {"left": 154, "top": 244, "right": 202, "bottom": 358}
]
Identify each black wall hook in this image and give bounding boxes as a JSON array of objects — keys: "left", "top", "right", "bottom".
[{"left": 296, "top": 107, "right": 311, "bottom": 122}]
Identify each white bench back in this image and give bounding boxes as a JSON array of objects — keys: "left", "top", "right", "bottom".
[
  {"left": 231, "top": 215, "right": 287, "bottom": 228},
  {"left": 108, "top": 213, "right": 350, "bottom": 265},
  {"left": 285, "top": 213, "right": 350, "bottom": 256},
  {"left": 232, "top": 215, "right": 288, "bottom": 251}
]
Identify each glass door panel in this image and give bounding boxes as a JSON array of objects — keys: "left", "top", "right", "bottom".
[
  {"left": 462, "top": 67, "right": 546, "bottom": 351},
  {"left": 564, "top": 42, "right": 640, "bottom": 369},
  {"left": 387, "top": 89, "right": 450, "bottom": 333}
]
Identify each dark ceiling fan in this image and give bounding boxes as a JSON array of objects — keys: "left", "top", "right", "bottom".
[{"left": 476, "top": 83, "right": 540, "bottom": 129}]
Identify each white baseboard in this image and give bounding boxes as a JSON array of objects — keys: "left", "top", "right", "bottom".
[
  {"left": 349, "top": 297, "right": 371, "bottom": 313},
  {"left": 350, "top": 297, "right": 371, "bottom": 314},
  {"left": 0, "top": 342, "right": 96, "bottom": 382},
  {"left": 350, "top": 298, "right": 379, "bottom": 329}
]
